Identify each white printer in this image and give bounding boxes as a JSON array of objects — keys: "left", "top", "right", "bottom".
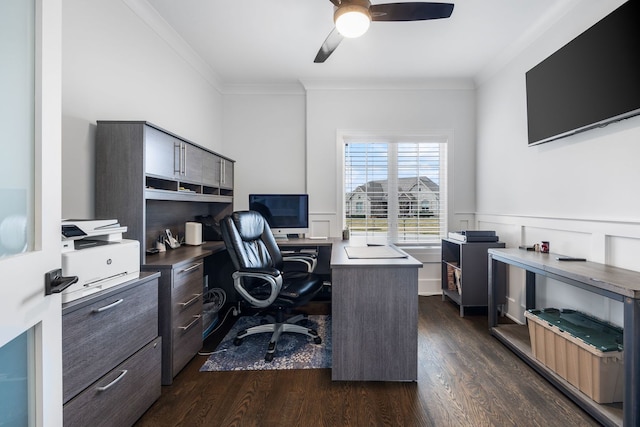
[{"left": 61, "top": 219, "right": 140, "bottom": 303}]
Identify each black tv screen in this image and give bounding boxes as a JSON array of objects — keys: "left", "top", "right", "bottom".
[
  {"left": 526, "top": 0, "right": 640, "bottom": 145},
  {"left": 248, "top": 194, "right": 309, "bottom": 235}
]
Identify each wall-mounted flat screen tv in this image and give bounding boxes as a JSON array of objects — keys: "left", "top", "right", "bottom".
[{"left": 526, "top": 0, "right": 640, "bottom": 146}]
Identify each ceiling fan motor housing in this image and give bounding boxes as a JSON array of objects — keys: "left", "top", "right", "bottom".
[{"left": 334, "top": 0, "right": 372, "bottom": 38}]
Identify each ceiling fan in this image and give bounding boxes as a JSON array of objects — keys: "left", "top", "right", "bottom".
[{"left": 314, "top": 0, "right": 454, "bottom": 63}]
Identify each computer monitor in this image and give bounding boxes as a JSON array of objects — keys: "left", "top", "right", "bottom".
[{"left": 248, "top": 194, "right": 309, "bottom": 238}]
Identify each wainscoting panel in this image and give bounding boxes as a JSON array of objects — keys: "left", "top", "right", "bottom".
[
  {"left": 400, "top": 245, "right": 441, "bottom": 296},
  {"left": 309, "top": 213, "right": 335, "bottom": 238},
  {"left": 607, "top": 234, "right": 640, "bottom": 271},
  {"left": 477, "top": 214, "right": 640, "bottom": 326}
]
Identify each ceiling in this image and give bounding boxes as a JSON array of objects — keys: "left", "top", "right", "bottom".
[{"left": 145, "top": 0, "right": 577, "bottom": 87}]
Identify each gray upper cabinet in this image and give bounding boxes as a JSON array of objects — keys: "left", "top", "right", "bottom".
[
  {"left": 181, "top": 142, "right": 202, "bottom": 183},
  {"left": 201, "top": 150, "right": 220, "bottom": 187},
  {"left": 220, "top": 158, "right": 233, "bottom": 189},
  {"left": 202, "top": 151, "right": 234, "bottom": 190},
  {"left": 145, "top": 126, "right": 203, "bottom": 184},
  {"left": 96, "top": 120, "right": 234, "bottom": 259},
  {"left": 145, "top": 125, "right": 179, "bottom": 179}
]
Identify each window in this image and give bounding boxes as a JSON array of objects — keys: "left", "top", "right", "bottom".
[{"left": 343, "top": 134, "right": 448, "bottom": 244}]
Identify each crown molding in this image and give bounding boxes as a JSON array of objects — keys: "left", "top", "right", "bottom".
[
  {"left": 221, "top": 82, "right": 306, "bottom": 96},
  {"left": 121, "top": 0, "right": 224, "bottom": 93},
  {"left": 299, "top": 78, "right": 475, "bottom": 91}
]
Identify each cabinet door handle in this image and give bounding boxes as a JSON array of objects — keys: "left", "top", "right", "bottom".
[
  {"left": 181, "top": 142, "right": 186, "bottom": 175},
  {"left": 179, "top": 293, "right": 201, "bottom": 309},
  {"left": 96, "top": 370, "right": 128, "bottom": 392},
  {"left": 174, "top": 143, "right": 181, "bottom": 175},
  {"left": 179, "top": 263, "right": 202, "bottom": 274},
  {"left": 179, "top": 315, "right": 201, "bottom": 333},
  {"left": 92, "top": 298, "right": 124, "bottom": 313}
]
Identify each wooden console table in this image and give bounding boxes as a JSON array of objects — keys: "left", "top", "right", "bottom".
[{"left": 488, "top": 248, "right": 640, "bottom": 427}]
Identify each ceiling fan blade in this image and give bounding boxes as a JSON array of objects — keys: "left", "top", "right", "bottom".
[
  {"left": 328, "top": 0, "right": 341, "bottom": 6},
  {"left": 370, "top": 2, "right": 454, "bottom": 21},
  {"left": 314, "top": 28, "right": 344, "bottom": 63}
]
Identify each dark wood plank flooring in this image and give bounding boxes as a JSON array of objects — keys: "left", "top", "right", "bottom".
[{"left": 134, "top": 296, "right": 601, "bottom": 427}]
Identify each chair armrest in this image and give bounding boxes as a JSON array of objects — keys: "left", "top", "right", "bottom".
[
  {"left": 283, "top": 254, "right": 317, "bottom": 273},
  {"left": 231, "top": 268, "right": 283, "bottom": 308},
  {"left": 237, "top": 267, "right": 281, "bottom": 277}
]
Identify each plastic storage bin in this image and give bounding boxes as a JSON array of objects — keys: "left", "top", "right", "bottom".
[{"left": 524, "top": 308, "right": 624, "bottom": 404}]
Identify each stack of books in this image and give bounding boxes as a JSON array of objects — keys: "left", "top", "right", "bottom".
[{"left": 448, "top": 230, "right": 499, "bottom": 243}]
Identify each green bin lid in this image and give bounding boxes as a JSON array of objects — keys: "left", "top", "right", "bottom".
[{"left": 527, "top": 308, "right": 623, "bottom": 352}]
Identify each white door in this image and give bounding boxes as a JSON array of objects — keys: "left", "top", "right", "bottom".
[{"left": 0, "top": 0, "right": 63, "bottom": 425}]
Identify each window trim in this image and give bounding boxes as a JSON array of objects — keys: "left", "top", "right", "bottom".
[{"left": 336, "top": 129, "right": 452, "bottom": 244}]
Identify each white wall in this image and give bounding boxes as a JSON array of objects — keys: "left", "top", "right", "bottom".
[
  {"left": 476, "top": 0, "right": 638, "bottom": 326},
  {"left": 221, "top": 90, "right": 307, "bottom": 211},
  {"left": 61, "top": 0, "right": 223, "bottom": 218}
]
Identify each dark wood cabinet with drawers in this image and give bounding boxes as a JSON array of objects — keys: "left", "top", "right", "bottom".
[
  {"left": 62, "top": 272, "right": 161, "bottom": 427},
  {"left": 95, "top": 120, "right": 235, "bottom": 385},
  {"left": 143, "top": 246, "right": 213, "bottom": 384}
]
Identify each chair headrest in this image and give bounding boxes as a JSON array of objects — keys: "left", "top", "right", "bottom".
[{"left": 230, "top": 211, "right": 267, "bottom": 241}]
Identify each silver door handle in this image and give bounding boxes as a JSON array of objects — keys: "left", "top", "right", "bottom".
[
  {"left": 178, "top": 293, "right": 201, "bottom": 309},
  {"left": 179, "top": 263, "right": 202, "bottom": 274},
  {"left": 97, "top": 370, "right": 128, "bottom": 392},
  {"left": 92, "top": 298, "right": 124, "bottom": 313},
  {"left": 178, "top": 315, "right": 201, "bottom": 333},
  {"left": 181, "top": 142, "right": 186, "bottom": 175}
]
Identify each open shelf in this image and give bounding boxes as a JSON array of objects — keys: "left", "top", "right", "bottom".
[
  {"left": 441, "top": 238, "right": 505, "bottom": 316},
  {"left": 487, "top": 248, "right": 640, "bottom": 427},
  {"left": 145, "top": 188, "right": 232, "bottom": 203},
  {"left": 491, "top": 324, "right": 623, "bottom": 427}
]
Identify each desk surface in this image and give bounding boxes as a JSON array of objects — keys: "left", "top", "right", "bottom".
[
  {"left": 331, "top": 241, "right": 423, "bottom": 268},
  {"left": 276, "top": 237, "right": 423, "bottom": 268},
  {"left": 277, "top": 237, "right": 337, "bottom": 246},
  {"left": 488, "top": 248, "right": 640, "bottom": 299},
  {"left": 144, "top": 243, "right": 219, "bottom": 268}
]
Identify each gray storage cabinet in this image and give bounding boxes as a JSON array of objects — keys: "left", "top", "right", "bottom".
[
  {"left": 441, "top": 238, "right": 506, "bottom": 316},
  {"left": 95, "top": 121, "right": 235, "bottom": 385},
  {"left": 62, "top": 273, "right": 161, "bottom": 427}
]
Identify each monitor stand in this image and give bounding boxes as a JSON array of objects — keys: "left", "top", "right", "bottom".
[{"left": 273, "top": 233, "right": 300, "bottom": 240}]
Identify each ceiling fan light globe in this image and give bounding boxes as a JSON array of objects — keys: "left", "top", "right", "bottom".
[{"left": 334, "top": 5, "right": 371, "bottom": 38}]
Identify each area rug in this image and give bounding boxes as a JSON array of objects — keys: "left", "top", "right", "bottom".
[{"left": 200, "top": 314, "right": 331, "bottom": 372}]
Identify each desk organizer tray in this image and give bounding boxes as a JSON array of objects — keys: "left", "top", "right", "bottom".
[{"left": 524, "top": 308, "right": 624, "bottom": 404}]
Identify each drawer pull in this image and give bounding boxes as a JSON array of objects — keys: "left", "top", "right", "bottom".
[
  {"left": 179, "top": 315, "right": 201, "bottom": 333},
  {"left": 179, "top": 263, "right": 202, "bottom": 274},
  {"left": 92, "top": 298, "right": 124, "bottom": 313},
  {"left": 96, "top": 370, "right": 128, "bottom": 392},
  {"left": 179, "top": 293, "right": 202, "bottom": 309}
]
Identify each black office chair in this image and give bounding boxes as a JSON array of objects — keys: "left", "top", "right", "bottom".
[{"left": 220, "top": 210, "right": 323, "bottom": 362}]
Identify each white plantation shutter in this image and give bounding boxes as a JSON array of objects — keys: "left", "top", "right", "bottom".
[{"left": 344, "top": 137, "right": 447, "bottom": 243}]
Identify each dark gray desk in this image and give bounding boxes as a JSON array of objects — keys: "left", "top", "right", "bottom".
[
  {"left": 330, "top": 240, "right": 422, "bottom": 381},
  {"left": 488, "top": 248, "right": 640, "bottom": 427},
  {"left": 230, "top": 237, "right": 422, "bottom": 381}
]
